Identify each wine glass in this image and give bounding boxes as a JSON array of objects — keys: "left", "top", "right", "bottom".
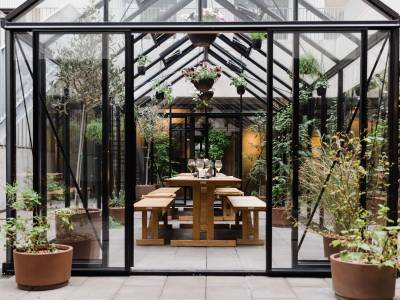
[
  {"left": 187, "top": 159, "right": 196, "bottom": 175},
  {"left": 196, "top": 158, "right": 205, "bottom": 178},
  {"left": 215, "top": 160, "right": 222, "bottom": 176}
]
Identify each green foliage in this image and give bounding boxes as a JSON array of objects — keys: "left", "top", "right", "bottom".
[
  {"left": 137, "top": 54, "right": 151, "bottom": 66},
  {"left": 1, "top": 184, "right": 56, "bottom": 253},
  {"left": 153, "top": 81, "right": 173, "bottom": 106},
  {"left": 249, "top": 32, "right": 265, "bottom": 41},
  {"left": 153, "top": 132, "right": 178, "bottom": 183},
  {"left": 230, "top": 73, "right": 247, "bottom": 88},
  {"left": 54, "top": 208, "right": 75, "bottom": 232},
  {"left": 315, "top": 75, "right": 329, "bottom": 89},
  {"left": 182, "top": 65, "right": 222, "bottom": 82},
  {"left": 208, "top": 128, "right": 229, "bottom": 161},
  {"left": 109, "top": 216, "right": 123, "bottom": 229},
  {"left": 85, "top": 118, "right": 102, "bottom": 144},
  {"left": 109, "top": 191, "right": 125, "bottom": 208},
  {"left": 334, "top": 206, "right": 400, "bottom": 270},
  {"left": 299, "top": 54, "right": 321, "bottom": 76},
  {"left": 47, "top": 180, "right": 65, "bottom": 193}
]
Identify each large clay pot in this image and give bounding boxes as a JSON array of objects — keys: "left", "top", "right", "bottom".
[
  {"left": 272, "top": 207, "right": 291, "bottom": 227},
  {"left": 13, "top": 244, "right": 73, "bottom": 290},
  {"left": 109, "top": 207, "right": 125, "bottom": 225},
  {"left": 323, "top": 235, "right": 342, "bottom": 258},
  {"left": 136, "top": 184, "right": 157, "bottom": 201},
  {"left": 188, "top": 33, "right": 218, "bottom": 47},
  {"left": 330, "top": 253, "right": 396, "bottom": 300},
  {"left": 55, "top": 208, "right": 101, "bottom": 260},
  {"left": 193, "top": 78, "right": 214, "bottom": 92}
]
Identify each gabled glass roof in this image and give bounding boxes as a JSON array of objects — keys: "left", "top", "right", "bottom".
[{"left": 6, "top": 0, "right": 398, "bottom": 23}]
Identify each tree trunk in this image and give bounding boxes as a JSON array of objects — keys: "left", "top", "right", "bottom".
[
  {"left": 144, "top": 142, "right": 151, "bottom": 185},
  {"left": 74, "top": 105, "right": 87, "bottom": 206}
]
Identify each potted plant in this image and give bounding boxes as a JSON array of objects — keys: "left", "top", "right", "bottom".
[
  {"left": 186, "top": 8, "right": 224, "bottom": 47},
  {"left": 136, "top": 104, "right": 165, "bottom": 200},
  {"left": 54, "top": 207, "right": 102, "bottom": 260},
  {"left": 1, "top": 184, "right": 73, "bottom": 290},
  {"left": 299, "top": 134, "right": 370, "bottom": 257},
  {"left": 192, "top": 90, "right": 214, "bottom": 109},
  {"left": 230, "top": 73, "right": 247, "bottom": 95},
  {"left": 153, "top": 81, "right": 174, "bottom": 106},
  {"left": 182, "top": 64, "right": 222, "bottom": 92},
  {"left": 299, "top": 53, "right": 321, "bottom": 77},
  {"left": 249, "top": 32, "right": 265, "bottom": 50},
  {"left": 108, "top": 191, "right": 125, "bottom": 225},
  {"left": 330, "top": 206, "right": 399, "bottom": 300},
  {"left": 315, "top": 75, "right": 329, "bottom": 97},
  {"left": 208, "top": 128, "right": 229, "bottom": 163},
  {"left": 137, "top": 54, "right": 150, "bottom": 75},
  {"left": 85, "top": 118, "right": 102, "bottom": 144}
]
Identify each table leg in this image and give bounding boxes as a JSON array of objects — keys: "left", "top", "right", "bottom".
[
  {"left": 192, "top": 184, "right": 201, "bottom": 240},
  {"left": 207, "top": 185, "right": 215, "bottom": 240},
  {"left": 142, "top": 210, "right": 148, "bottom": 239}
]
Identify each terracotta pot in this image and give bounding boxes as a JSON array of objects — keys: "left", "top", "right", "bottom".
[
  {"left": 13, "top": 244, "right": 73, "bottom": 290},
  {"left": 137, "top": 65, "right": 146, "bottom": 75},
  {"left": 272, "top": 207, "right": 291, "bottom": 227},
  {"left": 323, "top": 235, "right": 342, "bottom": 258},
  {"left": 316, "top": 86, "right": 326, "bottom": 97},
  {"left": 236, "top": 85, "right": 246, "bottom": 95},
  {"left": 252, "top": 39, "right": 262, "bottom": 50},
  {"left": 330, "top": 253, "right": 396, "bottom": 300},
  {"left": 136, "top": 184, "right": 157, "bottom": 201},
  {"left": 55, "top": 208, "right": 101, "bottom": 260},
  {"left": 188, "top": 33, "right": 217, "bottom": 47},
  {"left": 193, "top": 78, "right": 215, "bottom": 92},
  {"left": 110, "top": 207, "right": 125, "bottom": 225}
]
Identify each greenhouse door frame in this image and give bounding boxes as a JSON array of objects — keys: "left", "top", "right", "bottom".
[{"left": 3, "top": 21, "right": 399, "bottom": 276}]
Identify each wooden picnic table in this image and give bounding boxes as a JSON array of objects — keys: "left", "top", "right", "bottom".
[{"left": 165, "top": 173, "right": 241, "bottom": 247}]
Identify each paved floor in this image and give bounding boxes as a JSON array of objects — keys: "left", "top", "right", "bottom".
[{"left": 0, "top": 275, "right": 399, "bottom": 300}]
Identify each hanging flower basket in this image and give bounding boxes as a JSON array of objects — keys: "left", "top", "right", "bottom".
[
  {"left": 236, "top": 85, "right": 246, "bottom": 95},
  {"left": 183, "top": 64, "right": 222, "bottom": 92},
  {"left": 192, "top": 78, "right": 215, "bottom": 92},
  {"left": 316, "top": 86, "right": 326, "bottom": 97},
  {"left": 137, "top": 66, "right": 146, "bottom": 75},
  {"left": 230, "top": 73, "right": 247, "bottom": 95},
  {"left": 199, "top": 90, "right": 214, "bottom": 101},
  {"left": 188, "top": 34, "right": 218, "bottom": 47}
]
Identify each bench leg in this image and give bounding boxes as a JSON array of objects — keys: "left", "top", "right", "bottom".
[
  {"left": 222, "top": 197, "right": 235, "bottom": 221},
  {"left": 237, "top": 210, "right": 264, "bottom": 245},
  {"left": 136, "top": 209, "right": 165, "bottom": 246}
]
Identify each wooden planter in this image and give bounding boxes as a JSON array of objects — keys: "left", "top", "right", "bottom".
[
  {"left": 330, "top": 253, "right": 396, "bottom": 300},
  {"left": 13, "top": 244, "right": 73, "bottom": 290},
  {"left": 188, "top": 33, "right": 218, "bottom": 47},
  {"left": 55, "top": 208, "right": 102, "bottom": 260},
  {"left": 110, "top": 207, "right": 125, "bottom": 225}
]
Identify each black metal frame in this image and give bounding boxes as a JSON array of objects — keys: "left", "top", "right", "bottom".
[{"left": 2, "top": 0, "right": 399, "bottom": 277}]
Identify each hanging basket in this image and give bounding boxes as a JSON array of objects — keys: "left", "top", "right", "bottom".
[
  {"left": 192, "top": 78, "right": 215, "bottom": 92},
  {"left": 188, "top": 34, "right": 218, "bottom": 47},
  {"left": 199, "top": 90, "right": 214, "bottom": 101},
  {"left": 155, "top": 91, "right": 165, "bottom": 100},
  {"left": 137, "top": 66, "right": 146, "bottom": 76},
  {"left": 252, "top": 39, "right": 262, "bottom": 50},
  {"left": 236, "top": 85, "right": 246, "bottom": 95},
  {"left": 316, "top": 86, "right": 326, "bottom": 97}
]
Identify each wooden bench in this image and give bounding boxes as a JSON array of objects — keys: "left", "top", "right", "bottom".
[
  {"left": 134, "top": 197, "right": 175, "bottom": 245},
  {"left": 227, "top": 196, "right": 266, "bottom": 245},
  {"left": 214, "top": 188, "right": 244, "bottom": 221},
  {"left": 142, "top": 187, "right": 181, "bottom": 198}
]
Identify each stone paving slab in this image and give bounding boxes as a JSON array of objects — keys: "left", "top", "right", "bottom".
[{"left": 1, "top": 276, "right": 400, "bottom": 300}]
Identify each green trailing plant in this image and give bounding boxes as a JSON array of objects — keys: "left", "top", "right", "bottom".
[
  {"left": 192, "top": 90, "right": 213, "bottom": 109},
  {"left": 299, "top": 87, "right": 312, "bottom": 105},
  {"left": 230, "top": 73, "right": 247, "bottom": 88},
  {"left": 85, "top": 118, "right": 102, "bottom": 144},
  {"left": 208, "top": 128, "right": 230, "bottom": 161},
  {"left": 249, "top": 32, "right": 265, "bottom": 41},
  {"left": 182, "top": 64, "right": 222, "bottom": 82},
  {"left": 136, "top": 105, "right": 165, "bottom": 185},
  {"left": 315, "top": 75, "right": 329, "bottom": 89},
  {"left": 153, "top": 81, "right": 173, "bottom": 106},
  {"left": 299, "top": 53, "right": 321, "bottom": 76},
  {"left": 137, "top": 54, "right": 151, "bottom": 66},
  {"left": 332, "top": 205, "right": 400, "bottom": 270},
  {"left": 1, "top": 184, "right": 59, "bottom": 253},
  {"left": 109, "top": 191, "right": 125, "bottom": 208}
]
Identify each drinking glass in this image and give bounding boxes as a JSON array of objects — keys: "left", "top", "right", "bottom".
[
  {"left": 215, "top": 160, "right": 222, "bottom": 175},
  {"left": 187, "top": 159, "right": 196, "bottom": 175},
  {"left": 196, "top": 158, "right": 205, "bottom": 178}
]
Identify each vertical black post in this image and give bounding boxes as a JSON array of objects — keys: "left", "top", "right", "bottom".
[
  {"left": 320, "top": 95, "right": 327, "bottom": 138},
  {"left": 359, "top": 30, "right": 368, "bottom": 209},
  {"left": 337, "top": 70, "right": 344, "bottom": 132},
  {"left": 291, "top": 32, "right": 300, "bottom": 268},
  {"left": 101, "top": 0, "right": 110, "bottom": 267},
  {"left": 387, "top": 28, "right": 399, "bottom": 223},
  {"left": 82, "top": 126, "right": 88, "bottom": 209},
  {"left": 39, "top": 50, "right": 47, "bottom": 216},
  {"left": 198, "top": 0, "right": 202, "bottom": 21},
  {"left": 63, "top": 88, "right": 71, "bottom": 207},
  {"left": 116, "top": 108, "right": 121, "bottom": 194},
  {"left": 266, "top": 30, "right": 273, "bottom": 273},
  {"left": 5, "top": 30, "right": 16, "bottom": 265},
  {"left": 169, "top": 106, "right": 172, "bottom": 177},
  {"left": 109, "top": 104, "right": 114, "bottom": 193},
  {"left": 125, "top": 32, "right": 135, "bottom": 270},
  {"left": 238, "top": 94, "right": 243, "bottom": 180}
]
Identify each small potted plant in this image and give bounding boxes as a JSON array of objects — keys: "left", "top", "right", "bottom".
[
  {"left": 182, "top": 64, "right": 222, "bottom": 92},
  {"left": 109, "top": 191, "right": 125, "bottom": 225},
  {"left": 299, "top": 53, "right": 321, "bottom": 77},
  {"left": 330, "top": 206, "right": 399, "bottom": 300},
  {"left": 153, "top": 81, "right": 174, "bottom": 106},
  {"left": 137, "top": 54, "right": 150, "bottom": 76},
  {"left": 85, "top": 118, "right": 102, "bottom": 145},
  {"left": 249, "top": 32, "right": 265, "bottom": 50},
  {"left": 186, "top": 8, "right": 224, "bottom": 47},
  {"left": 315, "top": 75, "right": 329, "bottom": 97},
  {"left": 230, "top": 73, "right": 247, "bottom": 95},
  {"left": 54, "top": 207, "right": 102, "bottom": 260},
  {"left": 1, "top": 184, "right": 73, "bottom": 290}
]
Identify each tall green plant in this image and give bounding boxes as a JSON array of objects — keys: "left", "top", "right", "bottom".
[{"left": 208, "top": 128, "right": 229, "bottom": 161}]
